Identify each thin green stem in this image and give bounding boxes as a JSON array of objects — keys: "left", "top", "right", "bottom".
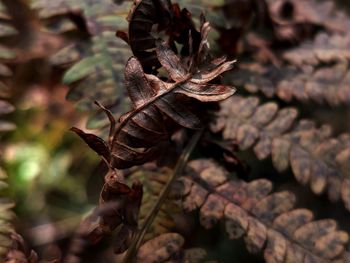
[{"left": 122, "top": 129, "right": 204, "bottom": 263}]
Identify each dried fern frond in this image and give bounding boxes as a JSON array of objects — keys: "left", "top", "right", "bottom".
[
  {"left": 283, "top": 33, "right": 350, "bottom": 67},
  {"left": 136, "top": 233, "right": 207, "bottom": 263},
  {"left": 72, "top": 37, "right": 235, "bottom": 169},
  {"left": 227, "top": 61, "right": 350, "bottom": 106},
  {"left": 50, "top": 0, "right": 133, "bottom": 129},
  {"left": 180, "top": 159, "right": 350, "bottom": 262},
  {"left": 212, "top": 96, "right": 350, "bottom": 211}
]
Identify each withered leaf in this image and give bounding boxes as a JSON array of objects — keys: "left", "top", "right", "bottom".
[
  {"left": 182, "top": 183, "right": 208, "bottom": 212},
  {"left": 128, "top": 0, "right": 208, "bottom": 73},
  {"left": 245, "top": 218, "right": 267, "bottom": 253},
  {"left": 200, "top": 194, "right": 227, "bottom": 229},
  {"left": 251, "top": 191, "right": 295, "bottom": 223},
  {"left": 290, "top": 146, "right": 312, "bottom": 185},
  {"left": 82, "top": 173, "right": 143, "bottom": 254},
  {"left": 283, "top": 33, "right": 350, "bottom": 66},
  {"left": 137, "top": 233, "right": 185, "bottom": 263},
  {"left": 273, "top": 209, "right": 313, "bottom": 237},
  {"left": 113, "top": 225, "right": 136, "bottom": 254},
  {"left": 271, "top": 138, "right": 291, "bottom": 172},
  {"left": 215, "top": 95, "right": 350, "bottom": 212},
  {"left": 224, "top": 203, "right": 249, "bottom": 239},
  {"left": 73, "top": 31, "right": 235, "bottom": 169},
  {"left": 127, "top": 0, "right": 172, "bottom": 71},
  {"left": 125, "top": 57, "right": 157, "bottom": 109},
  {"left": 264, "top": 230, "right": 287, "bottom": 263},
  {"left": 181, "top": 159, "right": 349, "bottom": 262},
  {"left": 314, "top": 231, "right": 349, "bottom": 259},
  {"left": 294, "top": 219, "right": 337, "bottom": 248},
  {"left": 227, "top": 61, "right": 350, "bottom": 106},
  {"left": 154, "top": 93, "right": 202, "bottom": 129},
  {"left": 156, "top": 40, "right": 188, "bottom": 81},
  {"left": 70, "top": 127, "right": 111, "bottom": 162}
]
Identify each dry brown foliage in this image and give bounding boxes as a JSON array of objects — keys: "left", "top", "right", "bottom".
[
  {"left": 1, "top": 0, "right": 350, "bottom": 262},
  {"left": 180, "top": 159, "right": 349, "bottom": 262},
  {"left": 212, "top": 95, "right": 350, "bottom": 211}
]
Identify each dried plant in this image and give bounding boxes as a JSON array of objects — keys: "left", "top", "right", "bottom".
[
  {"left": 180, "top": 159, "right": 349, "bottom": 262},
  {"left": 1, "top": 0, "right": 350, "bottom": 262},
  {"left": 71, "top": 36, "right": 235, "bottom": 169},
  {"left": 212, "top": 95, "right": 350, "bottom": 210}
]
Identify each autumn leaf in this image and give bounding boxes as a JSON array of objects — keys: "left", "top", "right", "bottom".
[
  {"left": 72, "top": 26, "right": 235, "bottom": 169},
  {"left": 180, "top": 159, "right": 349, "bottom": 262}
]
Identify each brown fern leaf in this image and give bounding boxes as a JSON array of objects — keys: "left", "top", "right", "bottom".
[
  {"left": 72, "top": 39, "right": 235, "bottom": 169},
  {"left": 227, "top": 61, "right": 350, "bottom": 106},
  {"left": 127, "top": 0, "right": 172, "bottom": 71},
  {"left": 135, "top": 233, "right": 207, "bottom": 263},
  {"left": 211, "top": 95, "right": 350, "bottom": 211},
  {"left": 127, "top": 0, "right": 208, "bottom": 73},
  {"left": 213, "top": 0, "right": 350, "bottom": 60},
  {"left": 96, "top": 171, "right": 143, "bottom": 254},
  {"left": 283, "top": 33, "right": 350, "bottom": 67},
  {"left": 64, "top": 178, "right": 142, "bottom": 262},
  {"left": 179, "top": 159, "right": 350, "bottom": 262},
  {"left": 65, "top": 169, "right": 143, "bottom": 262}
]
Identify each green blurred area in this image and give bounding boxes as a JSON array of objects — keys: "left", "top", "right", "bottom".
[{"left": 2, "top": 91, "right": 102, "bottom": 243}]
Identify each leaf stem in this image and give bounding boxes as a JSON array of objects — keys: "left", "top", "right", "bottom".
[
  {"left": 111, "top": 74, "right": 192, "bottom": 153},
  {"left": 122, "top": 129, "right": 204, "bottom": 263}
]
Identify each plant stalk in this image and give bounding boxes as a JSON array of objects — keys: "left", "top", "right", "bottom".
[{"left": 122, "top": 129, "right": 204, "bottom": 263}]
